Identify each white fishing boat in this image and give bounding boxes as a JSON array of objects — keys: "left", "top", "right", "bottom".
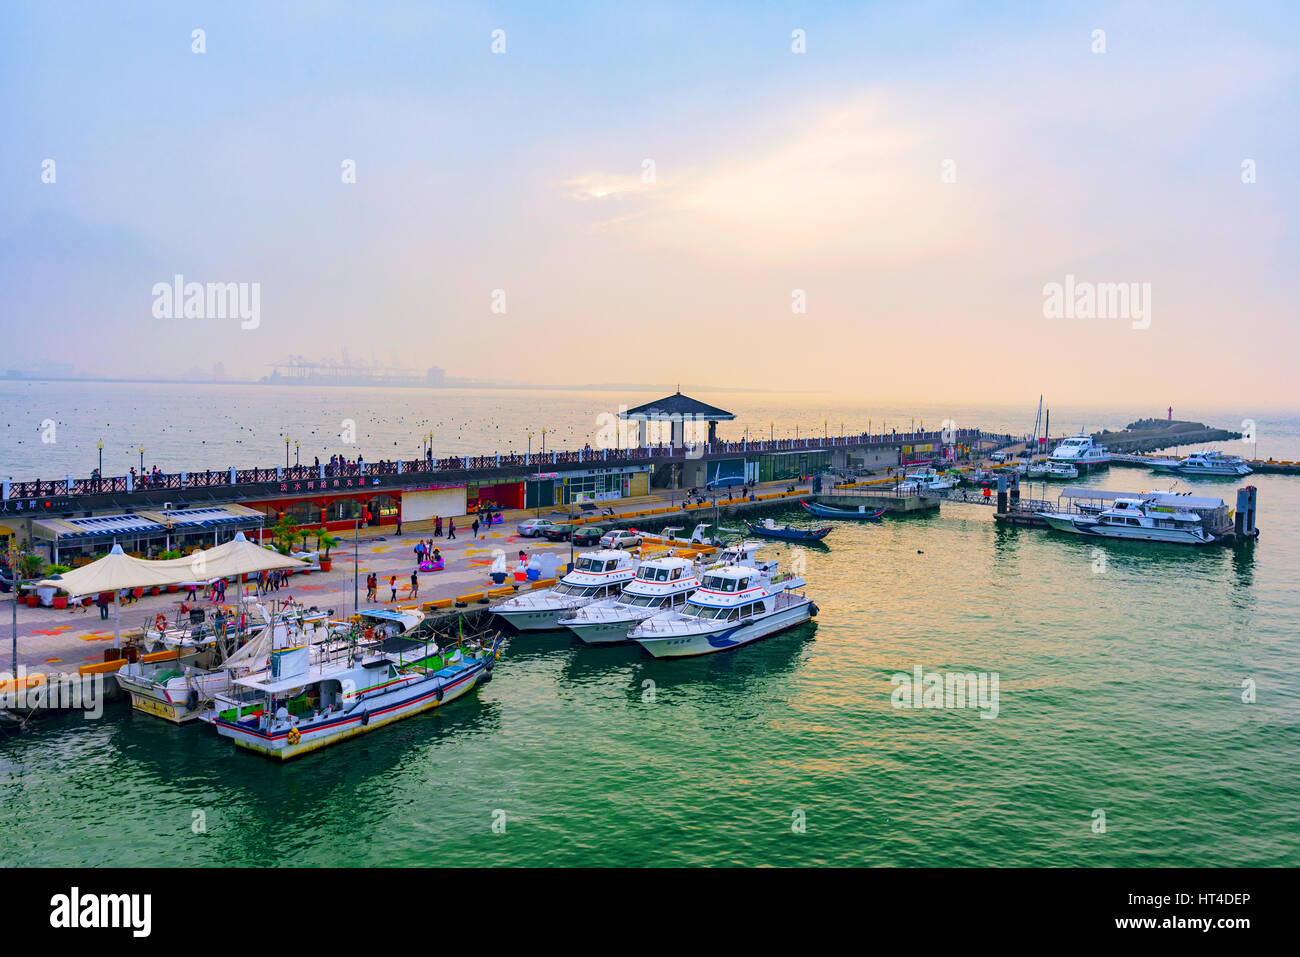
[
  {"left": 1048, "top": 432, "right": 1111, "bottom": 470},
  {"left": 559, "top": 553, "right": 701, "bottom": 644},
  {"left": 1151, "top": 450, "right": 1252, "bottom": 477},
  {"left": 204, "top": 629, "right": 504, "bottom": 760},
  {"left": 116, "top": 600, "right": 333, "bottom": 723},
  {"left": 489, "top": 549, "right": 637, "bottom": 631},
  {"left": 1042, "top": 496, "right": 1216, "bottom": 544},
  {"left": 899, "top": 467, "right": 956, "bottom": 493},
  {"left": 629, "top": 547, "right": 816, "bottom": 658}
]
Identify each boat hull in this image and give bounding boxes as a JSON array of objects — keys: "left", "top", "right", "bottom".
[
  {"left": 561, "top": 616, "right": 638, "bottom": 644},
  {"left": 801, "top": 501, "right": 885, "bottom": 520},
  {"left": 491, "top": 604, "right": 582, "bottom": 631},
  {"left": 633, "top": 599, "right": 813, "bottom": 658},
  {"left": 116, "top": 667, "right": 232, "bottom": 724},
  {"left": 1042, "top": 513, "right": 1213, "bottom": 545}
]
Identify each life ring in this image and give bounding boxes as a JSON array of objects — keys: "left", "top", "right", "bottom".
[
  {"left": 154, "top": 614, "right": 167, "bottom": 631},
  {"left": 287, "top": 727, "right": 301, "bottom": 745}
]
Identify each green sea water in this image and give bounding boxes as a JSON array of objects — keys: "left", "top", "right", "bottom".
[{"left": 2, "top": 392, "right": 1298, "bottom": 866}]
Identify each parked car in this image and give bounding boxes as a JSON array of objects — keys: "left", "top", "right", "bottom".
[
  {"left": 599, "top": 529, "right": 643, "bottom": 549},
  {"left": 571, "top": 526, "right": 605, "bottom": 547},
  {"left": 541, "top": 522, "right": 578, "bottom": 542},
  {"left": 516, "top": 519, "right": 557, "bottom": 538},
  {"left": 990, "top": 451, "right": 1008, "bottom": 463}
]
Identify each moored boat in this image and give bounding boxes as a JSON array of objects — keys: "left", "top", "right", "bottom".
[
  {"left": 1048, "top": 432, "right": 1111, "bottom": 471},
  {"left": 629, "top": 552, "right": 816, "bottom": 658},
  {"left": 801, "top": 500, "right": 885, "bottom": 520},
  {"left": 1151, "top": 450, "right": 1252, "bottom": 477},
  {"left": 205, "top": 630, "right": 504, "bottom": 760},
  {"left": 1042, "top": 495, "right": 1216, "bottom": 544},
  {"left": 559, "top": 553, "right": 701, "bottom": 644},
  {"left": 743, "top": 518, "right": 832, "bottom": 541},
  {"left": 489, "top": 549, "right": 637, "bottom": 631}
]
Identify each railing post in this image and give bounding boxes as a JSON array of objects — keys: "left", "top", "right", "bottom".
[
  {"left": 126, "top": 472, "right": 134, "bottom": 492},
  {"left": 229, "top": 467, "right": 236, "bottom": 485},
  {"left": 319, "top": 464, "right": 326, "bottom": 480},
  {"left": 1, "top": 481, "right": 8, "bottom": 501},
  {"left": 397, "top": 460, "right": 403, "bottom": 475},
  {"left": 276, "top": 466, "right": 283, "bottom": 480},
  {"left": 463, "top": 456, "right": 469, "bottom": 469}
]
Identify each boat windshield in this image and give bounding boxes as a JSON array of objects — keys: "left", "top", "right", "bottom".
[
  {"left": 702, "top": 575, "right": 738, "bottom": 592},
  {"left": 624, "top": 594, "right": 666, "bottom": 608},
  {"left": 575, "top": 557, "right": 616, "bottom": 572},
  {"left": 683, "top": 602, "right": 731, "bottom": 619},
  {"left": 637, "top": 566, "right": 672, "bottom": 582},
  {"left": 554, "top": 582, "right": 601, "bottom": 597}
]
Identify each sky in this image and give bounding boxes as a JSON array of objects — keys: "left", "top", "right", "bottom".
[{"left": 1, "top": 0, "right": 1297, "bottom": 406}]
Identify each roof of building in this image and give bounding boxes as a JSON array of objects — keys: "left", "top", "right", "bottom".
[{"left": 619, "top": 391, "right": 735, "bottom": 420}]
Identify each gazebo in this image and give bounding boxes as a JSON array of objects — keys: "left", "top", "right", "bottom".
[{"left": 619, "top": 390, "right": 736, "bottom": 450}]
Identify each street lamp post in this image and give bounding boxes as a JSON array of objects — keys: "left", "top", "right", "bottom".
[
  {"left": 285, "top": 437, "right": 291, "bottom": 469},
  {"left": 294, "top": 441, "right": 300, "bottom": 467},
  {"left": 138, "top": 445, "right": 145, "bottom": 472},
  {"left": 97, "top": 439, "right": 103, "bottom": 475}
]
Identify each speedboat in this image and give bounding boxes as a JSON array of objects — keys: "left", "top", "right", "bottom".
[
  {"left": 205, "top": 630, "right": 504, "bottom": 760},
  {"left": 898, "top": 467, "right": 956, "bottom": 492},
  {"left": 489, "top": 549, "right": 637, "bottom": 631},
  {"left": 629, "top": 551, "right": 816, "bottom": 658},
  {"left": 1152, "top": 451, "right": 1252, "bottom": 477},
  {"left": 1048, "top": 432, "right": 1111, "bottom": 470},
  {"left": 1042, "top": 496, "right": 1216, "bottom": 544},
  {"left": 559, "top": 554, "right": 701, "bottom": 644}
]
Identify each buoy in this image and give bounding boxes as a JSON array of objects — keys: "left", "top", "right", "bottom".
[{"left": 287, "top": 727, "right": 301, "bottom": 745}]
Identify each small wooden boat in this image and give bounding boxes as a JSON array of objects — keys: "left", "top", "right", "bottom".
[
  {"left": 743, "top": 519, "right": 832, "bottom": 541},
  {"left": 801, "top": 500, "right": 885, "bottom": 520}
]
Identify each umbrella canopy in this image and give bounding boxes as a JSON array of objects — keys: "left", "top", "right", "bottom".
[{"left": 34, "top": 544, "right": 190, "bottom": 595}]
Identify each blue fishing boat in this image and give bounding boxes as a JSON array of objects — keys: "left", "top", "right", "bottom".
[
  {"left": 801, "top": 500, "right": 886, "bottom": 520},
  {"left": 743, "top": 519, "right": 832, "bottom": 542}
]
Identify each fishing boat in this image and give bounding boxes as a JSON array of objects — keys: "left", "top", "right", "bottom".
[
  {"left": 204, "top": 628, "right": 505, "bottom": 760},
  {"left": 1042, "top": 496, "right": 1216, "bottom": 544},
  {"left": 629, "top": 552, "right": 816, "bottom": 658},
  {"left": 559, "top": 553, "right": 701, "bottom": 644},
  {"left": 801, "top": 500, "right": 885, "bottom": 520},
  {"left": 1048, "top": 432, "right": 1111, "bottom": 471},
  {"left": 1151, "top": 450, "right": 1252, "bottom": 477},
  {"left": 116, "top": 600, "right": 334, "bottom": 723},
  {"left": 489, "top": 548, "right": 637, "bottom": 631},
  {"left": 743, "top": 518, "right": 832, "bottom": 541}
]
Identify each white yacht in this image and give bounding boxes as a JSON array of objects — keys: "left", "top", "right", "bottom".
[
  {"left": 489, "top": 549, "right": 637, "bottom": 631},
  {"left": 629, "top": 547, "right": 816, "bottom": 658},
  {"left": 1042, "top": 496, "right": 1216, "bottom": 544},
  {"left": 899, "top": 467, "right": 956, "bottom": 492},
  {"left": 1048, "top": 433, "right": 1111, "bottom": 470},
  {"left": 559, "top": 553, "right": 701, "bottom": 644},
  {"left": 1153, "top": 450, "right": 1252, "bottom": 477}
]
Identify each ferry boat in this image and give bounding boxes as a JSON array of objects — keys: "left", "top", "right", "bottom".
[
  {"left": 116, "top": 600, "right": 332, "bottom": 723},
  {"left": 204, "top": 630, "right": 504, "bottom": 760},
  {"left": 1151, "top": 450, "right": 1253, "bottom": 477},
  {"left": 559, "top": 553, "right": 701, "bottom": 644},
  {"left": 1042, "top": 496, "right": 1216, "bottom": 544},
  {"left": 629, "top": 547, "right": 816, "bottom": 658},
  {"left": 1048, "top": 432, "right": 1111, "bottom": 471},
  {"left": 489, "top": 549, "right": 637, "bottom": 631}
]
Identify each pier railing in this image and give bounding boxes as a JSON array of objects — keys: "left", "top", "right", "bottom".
[{"left": 3, "top": 429, "right": 1002, "bottom": 503}]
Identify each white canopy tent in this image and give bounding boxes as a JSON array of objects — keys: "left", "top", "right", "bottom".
[{"left": 35, "top": 534, "right": 309, "bottom": 648}]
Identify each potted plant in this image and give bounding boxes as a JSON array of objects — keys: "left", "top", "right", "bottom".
[
  {"left": 45, "top": 565, "right": 71, "bottom": 608},
  {"left": 317, "top": 533, "right": 341, "bottom": 572},
  {"left": 17, "top": 554, "right": 44, "bottom": 606},
  {"left": 160, "top": 549, "right": 183, "bottom": 590}
]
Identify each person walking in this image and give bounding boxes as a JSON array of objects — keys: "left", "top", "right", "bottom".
[
  {"left": 435, "top": 516, "right": 443, "bottom": 537},
  {"left": 389, "top": 575, "right": 398, "bottom": 603},
  {"left": 471, "top": 517, "right": 480, "bottom": 539},
  {"left": 447, "top": 518, "right": 456, "bottom": 540},
  {"left": 97, "top": 591, "right": 110, "bottom": 620},
  {"left": 415, "top": 540, "right": 425, "bottom": 564},
  {"left": 410, "top": 569, "right": 419, "bottom": 599},
  {"left": 366, "top": 572, "right": 377, "bottom": 602}
]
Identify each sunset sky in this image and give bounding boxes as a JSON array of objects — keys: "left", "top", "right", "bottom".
[{"left": 2, "top": 1, "right": 1297, "bottom": 405}]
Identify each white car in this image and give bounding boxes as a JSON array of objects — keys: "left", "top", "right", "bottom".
[
  {"left": 990, "top": 451, "right": 1008, "bottom": 463},
  {"left": 517, "top": 519, "right": 557, "bottom": 537},
  {"left": 599, "top": 529, "right": 642, "bottom": 549}
]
